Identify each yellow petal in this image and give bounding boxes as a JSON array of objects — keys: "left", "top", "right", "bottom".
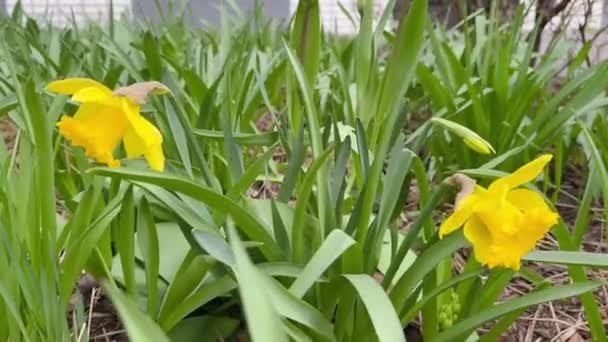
[
  {"left": 47, "top": 78, "right": 112, "bottom": 96},
  {"left": 439, "top": 194, "right": 478, "bottom": 238},
  {"left": 129, "top": 113, "right": 162, "bottom": 146},
  {"left": 506, "top": 188, "right": 552, "bottom": 213},
  {"left": 56, "top": 106, "right": 129, "bottom": 167},
  {"left": 73, "top": 102, "right": 104, "bottom": 121},
  {"left": 489, "top": 154, "right": 552, "bottom": 191},
  {"left": 474, "top": 197, "right": 522, "bottom": 235},
  {"left": 122, "top": 114, "right": 164, "bottom": 172},
  {"left": 144, "top": 145, "right": 165, "bottom": 172},
  {"left": 123, "top": 127, "right": 146, "bottom": 158},
  {"left": 72, "top": 87, "right": 112, "bottom": 104},
  {"left": 121, "top": 99, "right": 162, "bottom": 146},
  {"left": 465, "top": 216, "right": 523, "bottom": 270},
  {"left": 462, "top": 215, "right": 496, "bottom": 267}
]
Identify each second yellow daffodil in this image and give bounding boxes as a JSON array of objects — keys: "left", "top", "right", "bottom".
[
  {"left": 439, "top": 155, "right": 559, "bottom": 270},
  {"left": 47, "top": 78, "right": 167, "bottom": 172}
]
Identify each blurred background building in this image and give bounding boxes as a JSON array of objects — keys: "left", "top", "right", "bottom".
[
  {"left": 3, "top": 0, "right": 607, "bottom": 61},
  {"left": 3, "top": 1, "right": 608, "bottom": 32}
]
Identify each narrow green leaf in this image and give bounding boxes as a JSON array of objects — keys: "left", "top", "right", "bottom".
[
  {"left": 157, "top": 251, "right": 212, "bottom": 321},
  {"left": 390, "top": 232, "right": 468, "bottom": 313},
  {"left": 164, "top": 97, "right": 193, "bottom": 178},
  {"left": 290, "top": 229, "right": 354, "bottom": 298},
  {"left": 103, "top": 281, "right": 171, "bottom": 342},
  {"left": 265, "top": 277, "right": 335, "bottom": 341},
  {"left": 278, "top": 125, "right": 305, "bottom": 203},
  {"left": 228, "top": 226, "right": 287, "bottom": 342},
  {"left": 137, "top": 198, "right": 160, "bottom": 315},
  {"left": 366, "top": 147, "right": 414, "bottom": 271},
  {"left": 357, "top": 0, "right": 427, "bottom": 245},
  {"left": 90, "top": 167, "right": 282, "bottom": 261},
  {"left": 343, "top": 274, "right": 405, "bottom": 342},
  {"left": 142, "top": 31, "right": 162, "bottom": 80},
  {"left": 291, "top": 146, "right": 335, "bottom": 262},
  {"left": 221, "top": 113, "right": 244, "bottom": 184},
  {"left": 192, "top": 229, "right": 234, "bottom": 267},
  {"left": 118, "top": 187, "right": 137, "bottom": 297},
  {"left": 524, "top": 251, "right": 608, "bottom": 268},
  {"left": 60, "top": 188, "right": 126, "bottom": 305},
  {"left": 193, "top": 129, "right": 278, "bottom": 146},
  {"left": 383, "top": 183, "right": 449, "bottom": 288},
  {"left": 168, "top": 316, "right": 239, "bottom": 342},
  {"left": 226, "top": 144, "right": 278, "bottom": 201},
  {"left": 401, "top": 270, "right": 483, "bottom": 324},
  {"left": 271, "top": 200, "right": 291, "bottom": 259},
  {"left": 159, "top": 275, "right": 237, "bottom": 331},
  {"left": 431, "top": 282, "right": 603, "bottom": 342}
]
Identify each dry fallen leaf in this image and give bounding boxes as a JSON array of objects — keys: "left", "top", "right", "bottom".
[{"left": 567, "top": 333, "right": 585, "bottom": 342}]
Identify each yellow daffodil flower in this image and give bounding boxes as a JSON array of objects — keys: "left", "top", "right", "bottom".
[
  {"left": 439, "top": 155, "right": 559, "bottom": 270},
  {"left": 47, "top": 78, "right": 168, "bottom": 172}
]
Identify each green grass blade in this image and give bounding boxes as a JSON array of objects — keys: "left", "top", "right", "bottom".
[{"left": 572, "top": 166, "right": 596, "bottom": 246}]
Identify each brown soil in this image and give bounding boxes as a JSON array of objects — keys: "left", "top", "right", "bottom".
[{"left": 68, "top": 274, "right": 127, "bottom": 341}]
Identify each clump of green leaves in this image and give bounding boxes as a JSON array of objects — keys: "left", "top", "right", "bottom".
[{"left": 0, "top": 0, "right": 607, "bottom": 341}]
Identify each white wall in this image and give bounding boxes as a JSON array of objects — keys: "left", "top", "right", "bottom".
[
  {"left": 6, "top": 0, "right": 130, "bottom": 26},
  {"left": 523, "top": 0, "right": 606, "bottom": 31},
  {"left": 290, "top": 0, "right": 389, "bottom": 35}
]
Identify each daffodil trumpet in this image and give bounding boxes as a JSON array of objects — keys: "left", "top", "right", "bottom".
[{"left": 47, "top": 78, "right": 168, "bottom": 172}]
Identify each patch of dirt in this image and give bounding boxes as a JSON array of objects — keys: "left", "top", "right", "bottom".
[
  {"left": 0, "top": 118, "right": 18, "bottom": 150},
  {"left": 68, "top": 274, "right": 127, "bottom": 342}
]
